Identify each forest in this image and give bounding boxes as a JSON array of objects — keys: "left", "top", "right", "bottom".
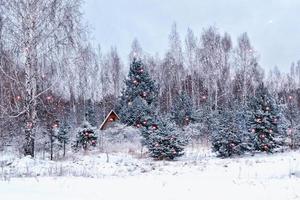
[{"left": 1, "top": 0, "right": 300, "bottom": 160}]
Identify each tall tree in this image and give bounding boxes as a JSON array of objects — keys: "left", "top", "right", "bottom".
[
  {"left": 199, "top": 27, "right": 231, "bottom": 110},
  {"left": 110, "top": 47, "right": 123, "bottom": 98},
  {"left": 246, "top": 84, "right": 283, "bottom": 152},
  {"left": 160, "top": 23, "right": 184, "bottom": 112},
  {"left": 118, "top": 58, "right": 159, "bottom": 127},
  {"left": 233, "top": 33, "right": 263, "bottom": 105},
  {"left": 129, "top": 38, "right": 143, "bottom": 62},
  {"left": 184, "top": 28, "right": 198, "bottom": 105},
  {"left": 0, "top": 0, "right": 84, "bottom": 157}
]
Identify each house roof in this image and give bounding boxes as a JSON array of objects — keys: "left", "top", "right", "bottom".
[{"left": 99, "top": 110, "right": 120, "bottom": 130}]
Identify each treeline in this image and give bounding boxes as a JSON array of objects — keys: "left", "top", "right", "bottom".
[{"left": 0, "top": 0, "right": 300, "bottom": 158}]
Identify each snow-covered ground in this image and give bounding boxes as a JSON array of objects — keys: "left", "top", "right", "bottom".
[{"left": 1, "top": 148, "right": 300, "bottom": 200}]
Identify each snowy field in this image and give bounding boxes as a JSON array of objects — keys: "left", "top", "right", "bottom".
[{"left": 1, "top": 148, "right": 300, "bottom": 200}]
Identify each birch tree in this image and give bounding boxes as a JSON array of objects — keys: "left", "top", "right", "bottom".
[
  {"left": 0, "top": 0, "right": 84, "bottom": 157},
  {"left": 233, "top": 33, "right": 263, "bottom": 105}
]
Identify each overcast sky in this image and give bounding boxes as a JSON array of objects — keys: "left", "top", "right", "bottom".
[{"left": 83, "top": 0, "right": 300, "bottom": 71}]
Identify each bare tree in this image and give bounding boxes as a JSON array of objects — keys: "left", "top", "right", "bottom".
[
  {"left": 233, "top": 33, "right": 263, "bottom": 105},
  {"left": 129, "top": 38, "right": 143, "bottom": 62},
  {"left": 160, "top": 23, "right": 185, "bottom": 112},
  {"left": 0, "top": 0, "right": 84, "bottom": 157}
]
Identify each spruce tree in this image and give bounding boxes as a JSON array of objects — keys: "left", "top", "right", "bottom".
[
  {"left": 283, "top": 94, "right": 300, "bottom": 149},
  {"left": 212, "top": 106, "right": 251, "bottom": 158},
  {"left": 246, "top": 83, "right": 281, "bottom": 153},
  {"left": 171, "top": 91, "right": 194, "bottom": 127},
  {"left": 145, "top": 118, "right": 188, "bottom": 160},
  {"left": 118, "top": 58, "right": 159, "bottom": 128},
  {"left": 75, "top": 121, "right": 97, "bottom": 151},
  {"left": 85, "top": 99, "right": 97, "bottom": 127},
  {"left": 57, "top": 120, "right": 70, "bottom": 157}
]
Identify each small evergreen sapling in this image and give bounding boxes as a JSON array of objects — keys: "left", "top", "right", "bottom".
[
  {"left": 57, "top": 120, "right": 70, "bottom": 157},
  {"left": 75, "top": 121, "right": 97, "bottom": 151}
]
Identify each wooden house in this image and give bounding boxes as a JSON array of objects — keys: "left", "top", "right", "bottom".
[{"left": 100, "top": 110, "right": 120, "bottom": 130}]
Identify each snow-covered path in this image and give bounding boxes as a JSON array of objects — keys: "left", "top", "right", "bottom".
[{"left": 1, "top": 151, "right": 300, "bottom": 200}]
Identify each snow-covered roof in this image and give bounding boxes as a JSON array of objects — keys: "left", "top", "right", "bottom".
[{"left": 99, "top": 110, "right": 120, "bottom": 130}]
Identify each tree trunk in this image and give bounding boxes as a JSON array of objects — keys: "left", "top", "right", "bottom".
[
  {"left": 23, "top": 9, "right": 38, "bottom": 158},
  {"left": 63, "top": 141, "right": 66, "bottom": 157},
  {"left": 50, "top": 130, "right": 54, "bottom": 160}
]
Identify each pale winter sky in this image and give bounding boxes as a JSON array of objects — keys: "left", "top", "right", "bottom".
[{"left": 83, "top": 0, "right": 300, "bottom": 72}]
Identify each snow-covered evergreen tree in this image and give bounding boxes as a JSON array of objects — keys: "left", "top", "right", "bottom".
[
  {"left": 85, "top": 99, "right": 97, "bottom": 127},
  {"left": 246, "top": 83, "right": 282, "bottom": 153},
  {"left": 57, "top": 120, "right": 70, "bottom": 157},
  {"left": 145, "top": 119, "right": 188, "bottom": 160},
  {"left": 123, "top": 97, "right": 158, "bottom": 129},
  {"left": 212, "top": 105, "right": 251, "bottom": 158},
  {"left": 171, "top": 91, "right": 195, "bottom": 127},
  {"left": 118, "top": 58, "right": 159, "bottom": 128},
  {"left": 283, "top": 94, "right": 300, "bottom": 149},
  {"left": 75, "top": 121, "right": 97, "bottom": 151}
]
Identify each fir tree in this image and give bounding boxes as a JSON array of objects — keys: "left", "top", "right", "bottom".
[
  {"left": 212, "top": 106, "right": 251, "bottom": 158},
  {"left": 145, "top": 118, "right": 188, "bottom": 160},
  {"left": 85, "top": 99, "right": 97, "bottom": 127},
  {"left": 246, "top": 83, "right": 281, "bottom": 153},
  {"left": 122, "top": 96, "right": 156, "bottom": 128},
  {"left": 171, "top": 91, "right": 194, "bottom": 127},
  {"left": 118, "top": 58, "right": 159, "bottom": 128},
  {"left": 57, "top": 120, "right": 70, "bottom": 157},
  {"left": 75, "top": 121, "right": 97, "bottom": 151},
  {"left": 283, "top": 94, "right": 300, "bottom": 149}
]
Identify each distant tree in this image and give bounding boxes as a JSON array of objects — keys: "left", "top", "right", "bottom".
[
  {"left": 129, "top": 38, "right": 143, "bottom": 62},
  {"left": 184, "top": 28, "right": 198, "bottom": 105},
  {"left": 171, "top": 91, "right": 194, "bottom": 127},
  {"left": 198, "top": 27, "right": 233, "bottom": 111},
  {"left": 85, "top": 99, "right": 97, "bottom": 127},
  {"left": 57, "top": 120, "right": 70, "bottom": 157},
  {"left": 160, "top": 23, "right": 184, "bottom": 112},
  {"left": 100, "top": 47, "right": 123, "bottom": 110},
  {"left": 233, "top": 33, "right": 264, "bottom": 105},
  {"left": 110, "top": 47, "right": 123, "bottom": 98}
]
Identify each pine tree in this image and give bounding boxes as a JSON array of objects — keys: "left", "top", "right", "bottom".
[
  {"left": 212, "top": 106, "right": 251, "bottom": 158},
  {"left": 118, "top": 58, "right": 159, "bottom": 128},
  {"left": 75, "top": 121, "right": 97, "bottom": 151},
  {"left": 246, "top": 83, "right": 281, "bottom": 153},
  {"left": 171, "top": 91, "right": 194, "bottom": 127},
  {"left": 283, "top": 94, "right": 300, "bottom": 149},
  {"left": 57, "top": 120, "right": 70, "bottom": 157},
  {"left": 124, "top": 97, "right": 157, "bottom": 129},
  {"left": 145, "top": 118, "right": 188, "bottom": 160},
  {"left": 85, "top": 99, "right": 97, "bottom": 127}
]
